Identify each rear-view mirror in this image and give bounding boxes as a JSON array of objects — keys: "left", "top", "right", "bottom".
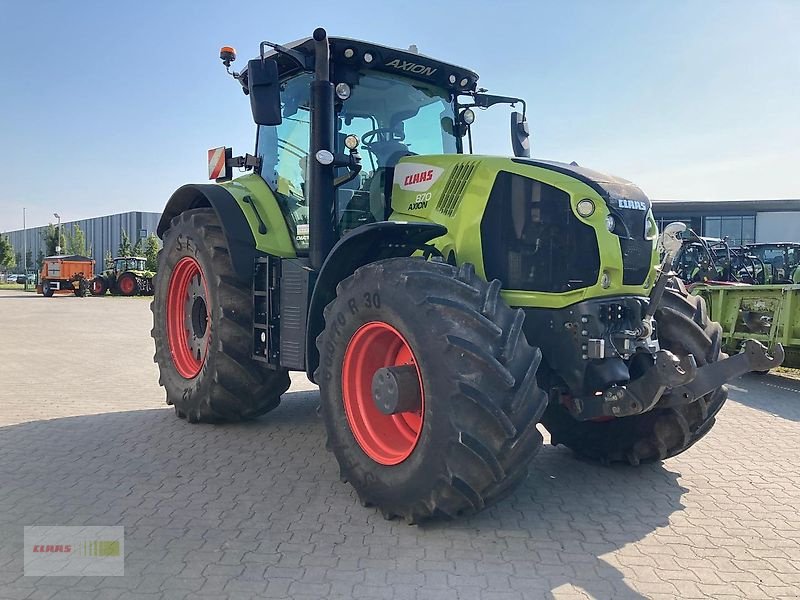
[
  {"left": 511, "top": 111, "right": 530, "bottom": 158},
  {"left": 248, "top": 58, "right": 282, "bottom": 126}
]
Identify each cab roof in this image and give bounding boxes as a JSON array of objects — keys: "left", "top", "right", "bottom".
[{"left": 251, "top": 36, "right": 480, "bottom": 95}]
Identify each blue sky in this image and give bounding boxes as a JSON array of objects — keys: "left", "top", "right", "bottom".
[{"left": 1, "top": 0, "right": 798, "bottom": 231}]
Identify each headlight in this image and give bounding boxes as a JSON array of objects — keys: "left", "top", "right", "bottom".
[
  {"left": 576, "top": 199, "right": 595, "bottom": 218},
  {"left": 460, "top": 108, "right": 475, "bottom": 125},
  {"left": 605, "top": 214, "right": 616, "bottom": 232}
]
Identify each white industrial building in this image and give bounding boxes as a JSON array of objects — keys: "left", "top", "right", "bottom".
[
  {"left": 652, "top": 199, "right": 800, "bottom": 245},
  {"left": 2, "top": 211, "right": 161, "bottom": 271}
]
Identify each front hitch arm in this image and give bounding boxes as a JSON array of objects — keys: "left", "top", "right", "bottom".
[
  {"left": 566, "top": 341, "right": 784, "bottom": 421},
  {"left": 567, "top": 349, "right": 695, "bottom": 420},
  {"left": 658, "top": 341, "right": 784, "bottom": 407}
]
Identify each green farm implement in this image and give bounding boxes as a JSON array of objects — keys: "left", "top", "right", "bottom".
[{"left": 691, "top": 283, "right": 797, "bottom": 369}]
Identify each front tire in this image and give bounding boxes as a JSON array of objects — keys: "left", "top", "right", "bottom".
[
  {"left": 542, "top": 280, "right": 728, "bottom": 465},
  {"left": 117, "top": 273, "right": 139, "bottom": 296},
  {"left": 317, "top": 258, "right": 547, "bottom": 522},
  {"left": 151, "top": 208, "right": 290, "bottom": 422}
]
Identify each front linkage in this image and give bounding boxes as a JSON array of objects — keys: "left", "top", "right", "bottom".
[
  {"left": 558, "top": 223, "right": 784, "bottom": 421},
  {"left": 585, "top": 338, "right": 783, "bottom": 421}
]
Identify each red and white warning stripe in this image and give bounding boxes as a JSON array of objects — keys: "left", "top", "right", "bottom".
[{"left": 208, "top": 147, "right": 227, "bottom": 180}]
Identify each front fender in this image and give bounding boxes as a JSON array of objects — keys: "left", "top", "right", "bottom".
[{"left": 305, "top": 221, "right": 447, "bottom": 381}]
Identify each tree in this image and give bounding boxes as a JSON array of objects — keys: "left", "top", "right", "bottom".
[
  {"left": 144, "top": 233, "right": 161, "bottom": 271},
  {"left": 118, "top": 229, "right": 132, "bottom": 257},
  {"left": 0, "top": 236, "right": 15, "bottom": 272},
  {"left": 66, "top": 224, "right": 87, "bottom": 256},
  {"left": 132, "top": 237, "right": 144, "bottom": 257},
  {"left": 104, "top": 250, "right": 113, "bottom": 270},
  {"left": 42, "top": 224, "right": 59, "bottom": 256},
  {"left": 35, "top": 251, "right": 44, "bottom": 270}
]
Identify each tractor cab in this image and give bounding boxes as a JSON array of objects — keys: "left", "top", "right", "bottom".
[
  {"left": 256, "top": 68, "right": 460, "bottom": 241},
  {"left": 221, "top": 35, "right": 528, "bottom": 258},
  {"left": 114, "top": 256, "right": 147, "bottom": 273}
]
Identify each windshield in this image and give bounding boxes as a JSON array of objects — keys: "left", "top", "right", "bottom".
[
  {"left": 338, "top": 72, "right": 457, "bottom": 166},
  {"left": 335, "top": 72, "right": 457, "bottom": 233}
]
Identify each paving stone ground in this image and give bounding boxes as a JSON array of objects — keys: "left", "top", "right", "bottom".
[{"left": 1, "top": 289, "right": 799, "bottom": 599}]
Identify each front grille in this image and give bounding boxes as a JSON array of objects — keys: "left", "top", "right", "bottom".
[
  {"left": 620, "top": 237, "right": 653, "bottom": 285},
  {"left": 436, "top": 161, "right": 479, "bottom": 217},
  {"left": 481, "top": 171, "right": 600, "bottom": 292}
]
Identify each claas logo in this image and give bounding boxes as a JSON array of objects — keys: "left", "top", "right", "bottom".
[
  {"left": 617, "top": 199, "right": 648, "bottom": 211},
  {"left": 403, "top": 170, "right": 434, "bottom": 187},
  {"left": 32, "top": 541, "right": 120, "bottom": 557}
]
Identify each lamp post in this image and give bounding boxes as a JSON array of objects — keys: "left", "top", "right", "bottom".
[
  {"left": 53, "top": 213, "right": 62, "bottom": 254},
  {"left": 23, "top": 208, "right": 27, "bottom": 291}
]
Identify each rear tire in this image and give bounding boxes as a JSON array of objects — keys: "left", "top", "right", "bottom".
[
  {"left": 91, "top": 277, "right": 108, "bottom": 296},
  {"left": 151, "top": 208, "right": 290, "bottom": 422},
  {"left": 317, "top": 258, "right": 548, "bottom": 522},
  {"left": 542, "top": 280, "right": 728, "bottom": 465},
  {"left": 42, "top": 283, "right": 54, "bottom": 297}
]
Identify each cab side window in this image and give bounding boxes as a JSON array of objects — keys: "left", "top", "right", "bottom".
[{"left": 257, "top": 74, "right": 312, "bottom": 251}]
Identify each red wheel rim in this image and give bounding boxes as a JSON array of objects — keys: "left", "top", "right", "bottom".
[
  {"left": 166, "top": 257, "right": 211, "bottom": 379},
  {"left": 92, "top": 280, "right": 103, "bottom": 294},
  {"left": 342, "top": 322, "right": 424, "bottom": 465},
  {"left": 119, "top": 276, "right": 135, "bottom": 295}
]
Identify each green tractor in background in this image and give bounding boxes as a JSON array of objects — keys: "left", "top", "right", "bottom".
[
  {"left": 92, "top": 256, "right": 154, "bottom": 296},
  {"left": 743, "top": 242, "right": 800, "bottom": 284},
  {"left": 151, "top": 29, "right": 783, "bottom": 522}
]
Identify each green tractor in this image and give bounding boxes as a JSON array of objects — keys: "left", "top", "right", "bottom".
[
  {"left": 92, "top": 256, "right": 154, "bottom": 296},
  {"left": 151, "top": 29, "right": 783, "bottom": 522},
  {"left": 743, "top": 242, "right": 800, "bottom": 284}
]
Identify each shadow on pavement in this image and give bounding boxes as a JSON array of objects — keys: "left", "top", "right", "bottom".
[
  {"left": 0, "top": 390, "right": 686, "bottom": 599},
  {"left": 729, "top": 373, "right": 800, "bottom": 422},
  {"left": 424, "top": 447, "right": 684, "bottom": 599}
]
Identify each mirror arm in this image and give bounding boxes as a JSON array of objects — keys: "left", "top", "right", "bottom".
[
  {"left": 259, "top": 41, "right": 311, "bottom": 70},
  {"left": 467, "top": 93, "right": 526, "bottom": 114}
]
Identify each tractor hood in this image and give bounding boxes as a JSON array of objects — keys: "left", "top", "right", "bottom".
[
  {"left": 512, "top": 158, "right": 653, "bottom": 244},
  {"left": 512, "top": 159, "right": 650, "bottom": 210}
]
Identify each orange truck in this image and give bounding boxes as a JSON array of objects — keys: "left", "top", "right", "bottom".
[{"left": 38, "top": 255, "right": 95, "bottom": 297}]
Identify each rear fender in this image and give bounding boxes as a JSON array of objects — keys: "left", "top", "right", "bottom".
[
  {"left": 305, "top": 221, "right": 447, "bottom": 381},
  {"left": 158, "top": 183, "right": 258, "bottom": 281}
]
